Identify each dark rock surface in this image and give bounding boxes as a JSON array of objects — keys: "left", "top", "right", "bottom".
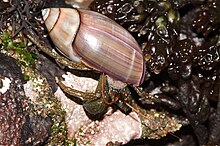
[{"left": 0, "top": 53, "right": 52, "bottom": 145}]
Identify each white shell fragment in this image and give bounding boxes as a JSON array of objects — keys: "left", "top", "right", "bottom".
[
  {"left": 23, "top": 80, "right": 40, "bottom": 102},
  {"left": 0, "top": 77, "right": 11, "bottom": 94}
]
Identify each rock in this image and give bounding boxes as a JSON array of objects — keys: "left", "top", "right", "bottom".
[
  {"left": 0, "top": 53, "right": 27, "bottom": 145},
  {"left": 0, "top": 53, "right": 53, "bottom": 145}
]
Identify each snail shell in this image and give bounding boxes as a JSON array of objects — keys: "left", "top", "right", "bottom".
[{"left": 42, "top": 8, "right": 145, "bottom": 86}]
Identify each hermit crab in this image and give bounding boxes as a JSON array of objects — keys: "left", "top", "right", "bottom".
[
  {"left": 0, "top": 0, "right": 181, "bottom": 117},
  {"left": 1, "top": 0, "right": 220, "bottom": 145},
  {"left": 30, "top": 6, "right": 182, "bottom": 117},
  {"left": 20, "top": 1, "right": 180, "bottom": 116},
  {"left": 38, "top": 7, "right": 146, "bottom": 116}
]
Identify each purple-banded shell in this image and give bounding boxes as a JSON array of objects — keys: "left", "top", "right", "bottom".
[{"left": 42, "top": 8, "right": 145, "bottom": 86}]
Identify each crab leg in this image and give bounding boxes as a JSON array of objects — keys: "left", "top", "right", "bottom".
[{"left": 56, "top": 74, "right": 110, "bottom": 115}]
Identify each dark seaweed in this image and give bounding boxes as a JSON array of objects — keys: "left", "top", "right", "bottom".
[{"left": 90, "top": 0, "right": 220, "bottom": 145}]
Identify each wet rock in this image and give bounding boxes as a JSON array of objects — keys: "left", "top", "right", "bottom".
[
  {"left": 0, "top": 53, "right": 26, "bottom": 145},
  {"left": 20, "top": 114, "right": 52, "bottom": 145},
  {"left": 0, "top": 53, "right": 53, "bottom": 145}
]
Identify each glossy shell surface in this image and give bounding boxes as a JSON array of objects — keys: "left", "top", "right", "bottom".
[{"left": 42, "top": 8, "right": 145, "bottom": 86}]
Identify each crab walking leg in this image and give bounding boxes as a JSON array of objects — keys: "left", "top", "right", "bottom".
[{"left": 56, "top": 74, "right": 110, "bottom": 115}]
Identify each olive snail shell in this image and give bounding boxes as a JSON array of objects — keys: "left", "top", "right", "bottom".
[{"left": 42, "top": 8, "right": 145, "bottom": 86}]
